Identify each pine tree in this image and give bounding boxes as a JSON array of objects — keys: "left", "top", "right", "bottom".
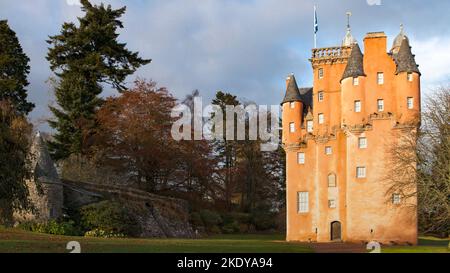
[
  {"left": 46, "top": 0, "right": 151, "bottom": 160},
  {"left": 0, "top": 20, "right": 34, "bottom": 115}
]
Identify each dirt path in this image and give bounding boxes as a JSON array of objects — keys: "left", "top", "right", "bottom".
[{"left": 311, "top": 242, "right": 367, "bottom": 253}]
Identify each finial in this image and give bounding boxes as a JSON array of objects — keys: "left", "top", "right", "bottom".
[
  {"left": 400, "top": 24, "right": 404, "bottom": 34},
  {"left": 346, "top": 11, "right": 352, "bottom": 30}
]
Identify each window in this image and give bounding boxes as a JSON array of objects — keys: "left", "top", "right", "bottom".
[
  {"left": 307, "top": 120, "right": 313, "bottom": 133},
  {"left": 358, "top": 137, "right": 367, "bottom": 149},
  {"left": 407, "top": 97, "right": 414, "bottom": 109},
  {"left": 318, "top": 91, "right": 324, "bottom": 102},
  {"left": 298, "top": 192, "right": 309, "bottom": 213},
  {"left": 328, "top": 199, "right": 337, "bottom": 209},
  {"left": 407, "top": 72, "right": 413, "bottom": 82},
  {"left": 377, "top": 72, "right": 384, "bottom": 85},
  {"left": 318, "top": 68, "right": 324, "bottom": 79},
  {"left": 353, "top": 77, "right": 359, "bottom": 86},
  {"left": 354, "top": 100, "right": 361, "bottom": 113},
  {"left": 290, "top": 102, "right": 295, "bottom": 109},
  {"left": 297, "top": 153, "right": 305, "bottom": 164},
  {"left": 325, "top": 146, "right": 332, "bottom": 155},
  {"left": 392, "top": 194, "right": 401, "bottom": 205},
  {"left": 328, "top": 173, "right": 337, "bottom": 187},
  {"left": 318, "top": 113, "right": 324, "bottom": 124},
  {"left": 356, "top": 167, "right": 366, "bottom": 178},
  {"left": 377, "top": 99, "right": 384, "bottom": 112},
  {"left": 289, "top": 122, "right": 295, "bottom": 133}
]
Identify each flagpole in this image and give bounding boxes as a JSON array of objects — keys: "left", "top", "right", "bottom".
[{"left": 314, "top": 5, "right": 318, "bottom": 48}]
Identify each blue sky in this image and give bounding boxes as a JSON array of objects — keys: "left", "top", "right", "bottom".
[{"left": 0, "top": 0, "right": 449, "bottom": 131}]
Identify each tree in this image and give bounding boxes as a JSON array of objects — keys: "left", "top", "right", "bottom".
[
  {"left": 91, "top": 79, "right": 177, "bottom": 192},
  {"left": 47, "top": 0, "right": 151, "bottom": 160},
  {"left": 211, "top": 91, "right": 240, "bottom": 210},
  {"left": 0, "top": 101, "right": 33, "bottom": 225},
  {"left": 0, "top": 20, "right": 34, "bottom": 115},
  {"left": 384, "top": 87, "right": 450, "bottom": 236}
]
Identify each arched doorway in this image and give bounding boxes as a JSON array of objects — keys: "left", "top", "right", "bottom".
[{"left": 330, "top": 221, "right": 342, "bottom": 241}]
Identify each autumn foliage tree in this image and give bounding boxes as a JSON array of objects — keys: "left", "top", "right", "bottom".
[{"left": 91, "top": 80, "right": 176, "bottom": 191}]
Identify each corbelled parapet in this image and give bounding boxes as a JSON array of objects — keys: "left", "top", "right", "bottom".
[{"left": 310, "top": 46, "right": 352, "bottom": 67}]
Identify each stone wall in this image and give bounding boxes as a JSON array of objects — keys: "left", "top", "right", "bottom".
[{"left": 63, "top": 180, "right": 194, "bottom": 238}]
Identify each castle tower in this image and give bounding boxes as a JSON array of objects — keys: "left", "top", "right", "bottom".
[
  {"left": 283, "top": 19, "right": 420, "bottom": 245},
  {"left": 13, "top": 132, "right": 64, "bottom": 223},
  {"left": 282, "top": 74, "right": 304, "bottom": 145},
  {"left": 391, "top": 26, "right": 421, "bottom": 124}
]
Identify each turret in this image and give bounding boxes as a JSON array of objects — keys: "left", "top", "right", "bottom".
[
  {"left": 341, "top": 43, "right": 367, "bottom": 125},
  {"left": 391, "top": 26, "right": 421, "bottom": 124},
  {"left": 282, "top": 74, "right": 304, "bottom": 145}
]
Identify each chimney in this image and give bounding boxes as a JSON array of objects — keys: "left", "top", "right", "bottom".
[{"left": 364, "top": 32, "right": 387, "bottom": 58}]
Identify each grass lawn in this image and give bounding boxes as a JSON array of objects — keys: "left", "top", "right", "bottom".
[
  {"left": 0, "top": 228, "right": 312, "bottom": 253},
  {"left": 382, "top": 237, "right": 450, "bottom": 253},
  {"left": 0, "top": 227, "right": 448, "bottom": 253}
]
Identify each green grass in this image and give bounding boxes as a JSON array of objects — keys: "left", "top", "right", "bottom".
[
  {"left": 382, "top": 237, "right": 450, "bottom": 253},
  {"left": 0, "top": 227, "right": 448, "bottom": 253},
  {"left": 0, "top": 228, "right": 311, "bottom": 253}
]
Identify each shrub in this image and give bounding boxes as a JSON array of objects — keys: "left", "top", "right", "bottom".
[
  {"left": 18, "top": 220, "right": 80, "bottom": 236},
  {"left": 189, "top": 212, "right": 203, "bottom": 227},
  {"left": 222, "top": 221, "right": 240, "bottom": 234},
  {"left": 199, "top": 210, "right": 222, "bottom": 227},
  {"left": 79, "top": 201, "right": 138, "bottom": 236},
  {"left": 84, "top": 228, "right": 125, "bottom": 238},
  {"left": 251, "top": 210, "right": 276, "bottom": 231},
  {"left": 199, "top": 210, "right": 222, "bottom": 233}
]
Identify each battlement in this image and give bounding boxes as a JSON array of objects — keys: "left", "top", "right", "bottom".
[{"left": 310, "top": 46, "right": 352, "bottom": 66}]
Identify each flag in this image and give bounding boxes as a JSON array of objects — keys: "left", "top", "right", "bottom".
[{"left": 314, "top": 6, "right": 319, "bottom": 34}]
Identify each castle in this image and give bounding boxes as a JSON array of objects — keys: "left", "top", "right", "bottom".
[{"left": 282, "top": 24, "right": 420, "bottom": 244}]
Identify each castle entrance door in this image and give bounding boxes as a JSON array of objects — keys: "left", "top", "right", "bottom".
[{"left": 331, "top": 221, "right": 341, "bottom": 241}]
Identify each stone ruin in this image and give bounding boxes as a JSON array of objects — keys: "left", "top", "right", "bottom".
[
  {"left": 12, "top": 132, "right": 194, "bottom": 238},
  {"left": 13, "top": 132, "right": 63, "bottom": 223}
]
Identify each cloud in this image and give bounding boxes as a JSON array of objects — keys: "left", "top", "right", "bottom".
[
  {"left": 66, "top": 0, "right": 81, "bottom": 6},
  {"left": 412, "top": 36, "right": 450, "bottom": 85},
  {"left": 0, "top": 0, "right": 449, "bottom": 131}
]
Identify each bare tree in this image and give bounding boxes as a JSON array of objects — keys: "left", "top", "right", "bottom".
[{"left": 384, "top": 87, "right": 450, "bottom": 236}]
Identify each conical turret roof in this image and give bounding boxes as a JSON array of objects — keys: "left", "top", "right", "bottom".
[
  {"left": 391, "top": 24, "right": 409, "bottom": 54},
  {"left": 394, "top": 38, "right": 420, "bottom": 75},
  {"left": 281, "top": 74, "right": 303, "bottom": 104},
  {"left": 341, "top": 43, "right": 366, "bottom": 81}
]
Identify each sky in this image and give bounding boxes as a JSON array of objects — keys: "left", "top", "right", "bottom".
[{"left": 0, "top": 0, "right": 449, "bottom": 131}]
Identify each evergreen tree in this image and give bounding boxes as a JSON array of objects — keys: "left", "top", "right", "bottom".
[
  {"left": 46, "top": 0, "right": 151, "bottom": 160},
  {"left": 0, "top": 102, "right": 32, "bottom": 225},
  {"left": 211, "top": 91, "right": 240, "bottom": 210},
  {"left": 0, "top": 20, "right": 34, "bottom": 115}
]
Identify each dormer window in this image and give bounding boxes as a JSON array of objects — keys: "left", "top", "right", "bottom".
[
  {"left": 377, "top": 72, "right": 384, "bottom": 85},
  {"left": 318, "top": 91, "right": 324, "bottom": 102},
  {"left": 318, "top": 68, "right": 324, "bottom": 79},
  {"left": 353, "top": 77, "right": 359, "bottom": 86}
]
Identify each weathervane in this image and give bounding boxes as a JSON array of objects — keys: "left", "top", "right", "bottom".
[{"left": 346, "top": 11, "right": 352, "bottom": 30}]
